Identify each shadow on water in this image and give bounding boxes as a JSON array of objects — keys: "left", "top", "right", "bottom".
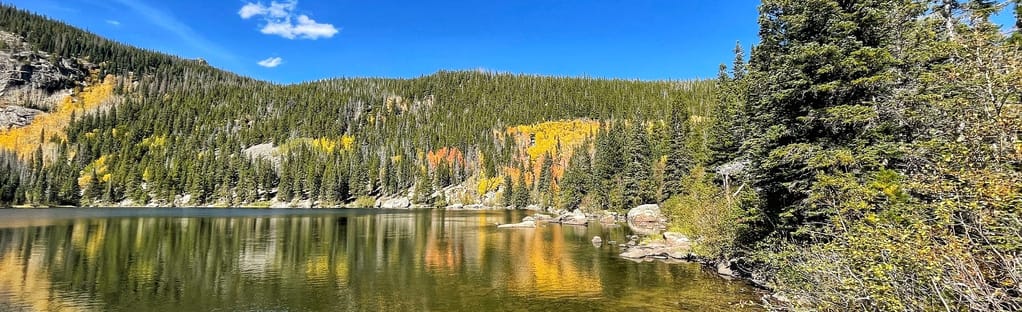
[{"left": 0, "top": 208, "right": 762, "bottom": 311}]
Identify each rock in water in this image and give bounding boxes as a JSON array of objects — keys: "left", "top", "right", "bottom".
[
  {"left": 619, "top": 248, "right": 649, "bottom": 259},
  {"left": 560, "top": 210, "right": 588, "bottom": 225},
  {"left": 591, "top": 236, "right": 603, "bottom": 245},
  {"left": 532, "top": 214, "right": 554, "bottom": 222},
  {"left": 497, "top": 220, "right": 536, "bottom": 229}
]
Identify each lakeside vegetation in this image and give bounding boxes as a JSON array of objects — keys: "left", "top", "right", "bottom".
[{"left": 0, "top": 0, "right": 1020, "bottom": 310}]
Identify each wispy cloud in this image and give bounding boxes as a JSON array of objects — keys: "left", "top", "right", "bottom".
[
  {"left": 238, "top": 1, "right": 339, "bottom": 40},
  {"left": 257, "top": 57, "right": 283, "bottom": 68},
  {"left": 110, "top": 0, "right": 236, "bottom": 63},
  {"left": 105, "top": 20, "right": 121, "bottom": 26}
]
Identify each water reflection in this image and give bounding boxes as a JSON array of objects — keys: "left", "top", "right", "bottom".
[{"left": 0, "top": 209, "right": 760, "bottom": 311}]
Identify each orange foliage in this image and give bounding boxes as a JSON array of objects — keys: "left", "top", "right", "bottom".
[
  {"left": 0, "top": 74, "right": 116, "bottom": 159},
  {"left": 427, "top": 147, "right": 465, "bottom": 168}
]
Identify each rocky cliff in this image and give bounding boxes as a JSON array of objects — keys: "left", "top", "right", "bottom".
[{"left": 0, "top": 31, "right": 92, "bottom": 130}]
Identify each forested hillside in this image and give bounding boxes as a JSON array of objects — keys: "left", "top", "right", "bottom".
[{"left": 0, "top": 5, "right": 714, "bottom": 209}]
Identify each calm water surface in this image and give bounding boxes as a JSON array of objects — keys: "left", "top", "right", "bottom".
[{"left": 0, "top": 208, "right": 761, "bottom": 311}]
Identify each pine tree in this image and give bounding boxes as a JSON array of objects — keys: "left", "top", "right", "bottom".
[
  {"left": 622, "top": 122, "right": 653, "bottom": 208},
  {"left": 349, "top": 151, "right": 370, "bottom": 197},
  {"left": 511, "top": 170, "right": 530, "bottom": 208},
  {"left": 559, "top": 143, "right": 592, "bottom": 210},
  {"left": 501, "top": 173, "right": 513, "bottom": 207},
  {"left": 536, "top": 152, "right": 554, "bottom": 207},
  {"left": 747, "top": 0, "right": 908, "bottom": 241},
  {"left": 664, "top": 101, "right": 694, "bottom": 198},
  {"left": 592, "top": 123, "right": 623, "bottom": 208},
  {"left": 412, "top": 167, "right": 432, "bottom": 204}
]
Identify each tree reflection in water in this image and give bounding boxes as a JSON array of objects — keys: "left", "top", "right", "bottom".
[{"left": 0, "top": 209, "right": 761, "bottom": 311}]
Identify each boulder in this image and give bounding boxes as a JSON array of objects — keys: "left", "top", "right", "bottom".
[
  {"left": 379, "top": 197, "right": 411, "bottom": 209},
  {"left": 626, "top": 204, "right": 664, "bottom": 235},
  {"left": 532, "top": 214, "right": 554, "bottom": 222},
  {"left": 522, "top": 216, "right": 535, "bottom": 222},
  {"left": 559, "top": 210, "right": 588, "bottom": 226},
  {"left": 599, "top": 214, "right": 616, "bottom": 225},
  {"left": 497, "top": 220, "right": 536, "bottom": 229},
  {"left": 662, "top": 232, "right": 690, "bottom": 244},
  {"left": 716, "top": 261, "right": 735, "bottom": 277},
  {"left": 627, "top": 204, "right": 662, "bottom": 224},
  {"left": 620, "top": 248, "right": 649, "bottom": 259},
  {"left": 591, "top": 236, "right": 603, "bottom": 244}
]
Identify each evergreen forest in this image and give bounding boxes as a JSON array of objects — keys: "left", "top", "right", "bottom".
[{"left": 0, "top": 1, "right": 1020, "bottom": 309}]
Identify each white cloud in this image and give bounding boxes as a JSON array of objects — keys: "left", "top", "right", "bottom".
[
  {"left": 238, "top": 1, "right": 338, "bottom": 40},
  {"left": 105, "top": 20, "right": 121, "bottom": 26},
  {"left": 238, "top": 3, "right": 266, "bottom": 19},
  {"left": 257, "top": 57, "right": 283, "bottom": 68}
]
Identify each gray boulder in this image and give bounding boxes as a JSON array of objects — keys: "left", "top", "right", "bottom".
[
  {"left": 497, "top": 220, "right": 536, "bottom": 229},
  {"left": 379, "top": 197, "right": 411, "bottom": 209},
  {"left": 627, "top": 204, "right": 661, "bottom": 224},
  {"left": 560, "top": 210, "right": 588, "bottom": 226}
]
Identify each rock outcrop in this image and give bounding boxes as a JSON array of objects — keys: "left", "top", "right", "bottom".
[
  {"left": 0, "top": 31, "right": 93, "bottom": 130},
  {"left": 0, "top": 104, "right": 42, "bottom": 129},
  {"left": 378, "top": 197, "right": 411, "bottom": 209}
]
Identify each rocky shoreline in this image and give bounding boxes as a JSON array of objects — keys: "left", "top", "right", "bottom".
[{"left": 494, "top": 204, "right": 775, "bottom": 296}]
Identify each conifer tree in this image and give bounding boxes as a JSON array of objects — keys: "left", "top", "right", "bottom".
[
  {"left": 746, "top": 0, "right": 905, "bottom": 241},
  {"left": 559, "top": 143, "right": 592, "bottom": 210},
  {"left": 511, "top": 170, "right": 530, "bottom": 208},
  {"left": 501, "top": 173, "right": 513, "bottom": 207},
  {"left": 622, "top": 122, "right": 653, "bottom": 208},
  {"left": 664, "top": 101, "right": 694, "bottom": 198}
]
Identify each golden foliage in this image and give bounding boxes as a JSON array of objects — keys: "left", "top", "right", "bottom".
[
  {"left": 505, "top": 119, "right": 598, "bottom": 185},
  {"left": 140, "top": 135, "right": 167, "bottom": 149},
  {"left": 0, "top": 74, "right": 116, "bottom": 158},
  {"left": 476, "top": 176, "right": 502, "bottom": 196},
  {"left": 507, "top": 119, "right": 598, "bottom": 161},
  {"left": 311, "top": 138, "right": 338, "bottom": 154},
  {"left": 78, "top": 154, "right": 113, "bottom": 188}
]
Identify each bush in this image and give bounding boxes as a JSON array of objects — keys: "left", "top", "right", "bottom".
[
  {"left": 662, "top": 166, "right": 751, "bottom": 259},
  {"left": 352, "top": 196, "right": 376, "bottom": 208}
]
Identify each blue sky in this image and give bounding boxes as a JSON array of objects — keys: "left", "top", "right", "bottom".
[{"left": 9, "top": 1, "right": 1018, "bottom": 84}]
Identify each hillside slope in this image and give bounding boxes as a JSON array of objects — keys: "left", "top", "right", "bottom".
[{"left": 0, "top": 4, "right": 714, "bottom": 209}]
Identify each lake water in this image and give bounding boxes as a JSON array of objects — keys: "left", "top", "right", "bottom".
[{"left": 0, "top": 208, "right": 761, "bottom": 311}]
